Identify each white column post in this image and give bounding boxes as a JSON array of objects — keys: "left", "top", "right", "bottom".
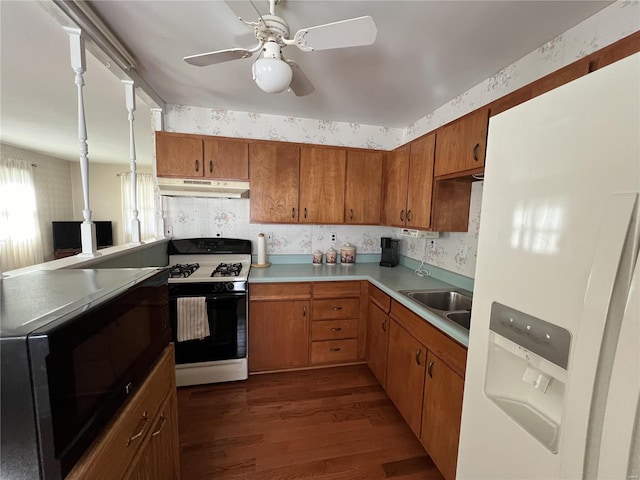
[
  {"left": 151, "top": 107, "right": 168, "bottom": 238},
  {"left": 64, "top": 27, "right": 98, "bottom": 256},
  {"left": 123, "top": 80, "right": 142, "bottom": 245}
]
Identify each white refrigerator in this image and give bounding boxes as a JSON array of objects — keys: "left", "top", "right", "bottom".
[{"left": 457, "top": 52, "right": 640, "bottom": 479}]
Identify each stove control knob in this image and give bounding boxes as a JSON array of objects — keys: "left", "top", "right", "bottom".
[
  {"left": 212, "top": 283, "right": 223, "bottom": 293},
  {"left": 225, "top": 282, "right": 235, "bottom": 291}
]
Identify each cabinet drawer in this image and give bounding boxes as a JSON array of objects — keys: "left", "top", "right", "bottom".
[
  {"left": 313, "top": 281, "right": 361, "bottom": 299},
  {"left": 311, "top": 319, "right": 358, "bottom": 341},
  {"left": 311, "top": 339, "right": 358, "bottom": 364},
  {"left": 250, "top": 282, "right": 311, "bottom": 301},
  {"left": 67, "top": 346, "right": 174, "bottom": 480},
  {"left": 369, "top": 285, "right": 391, "bottom": 313},
  {"left": 312, "top": 298, "right": 359, "bottom": 320}
]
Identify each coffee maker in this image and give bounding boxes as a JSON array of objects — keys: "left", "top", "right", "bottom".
[{"left": 379, "top": 237, "right": 400, "bottom": 267}]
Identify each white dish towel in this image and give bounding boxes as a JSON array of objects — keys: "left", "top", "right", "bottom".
[{"left": 177, "top": 297, "right": 210, "bottom": 342}]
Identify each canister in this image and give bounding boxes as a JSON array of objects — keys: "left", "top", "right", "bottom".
[
  {"left": 325, "top": 248, "right": 337, "bottom": 265},
  {"left": 312, "top": 250, "right": 323, "bottom": 265},
  {"left": 340, "top": 243, "right": 356, "bottom": 265}
]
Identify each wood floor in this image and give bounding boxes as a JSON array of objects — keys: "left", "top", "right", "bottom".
[{"left": 177, "top": 364, "right": 444, "bottom": 480}]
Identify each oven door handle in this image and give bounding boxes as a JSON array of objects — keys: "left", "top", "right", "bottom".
[{"left": 170, "top": 293, "right": 246, "bottom": 301}]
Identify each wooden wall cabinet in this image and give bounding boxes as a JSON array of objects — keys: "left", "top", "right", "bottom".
[
  {"left": 156, "top": 131, "right": 249, "bottom": 180},
  {"left": 67, "top": 346, "right": 180, "bottom": 480},
  {"left": 345, "top": 150, "right": 383, "bottom": 225},
  {"left": 382, "top": 133, "right": 435, "bottom": 230},
  {"left": 299, "top": 146, "right": 346, "bottom": 224},
  {"left": 366, "top": 286, "right": 391, "bottom": 387},
  {"left": 434, "top": 108, "right": 489, "bottom": 178},
  {"left": 249, "top": 142, "right": 300, "bottom": 223}
]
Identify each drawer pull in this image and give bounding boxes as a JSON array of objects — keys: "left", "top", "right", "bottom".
[
  {"left": 330, "top": 347, "right": 341, "bottom": 352},
  {"left": 382, "top": 318, "right": 387, "bottom": 332},
  {"left": 195, "top": 159, "right": 199, "bottom": 172},
  {"left": 415, "top": 349, "right": 422, "bottom": 366},
  {"left": 127, "top": 411, "right": 149, "bottom": 446},
  {"left": 428, "top": 360, "right": 435, "bottom": 378},
  {"left": 151, "top": 415, "right": 167, "bottom": 437},
  {"left": 303, "top": 306, "right": 307, "bottom": 317},
  {"left": 331, "top": 327, "right": 342, "bottom": 332},
  {"left": 209, "top": 160, "right": 213, "bottom": 173},
  {"left": 292, "top": 207, "right": 296, "bottom": 218},
  {"left": 304, "top": 207, "right": 308, "bottom": 218},
  {"left": 473, "top": 143, "right": 480, "bottom": 161},
  {"left": 400, "top": 209, "right": 405, "bottom": 222},
  {"left": 331, "top": 306, "right": 343, "bottom": 311},
  {"left": 350, "top": 209, "right": 354, "bottom": 220}
]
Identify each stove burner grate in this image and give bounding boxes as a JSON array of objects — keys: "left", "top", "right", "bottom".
[
  {"left": 211, "top": 262, "right": 243, "bottom": 278},
  {"left": 169, "top": 263, "right": 200, "bottom": 278}
]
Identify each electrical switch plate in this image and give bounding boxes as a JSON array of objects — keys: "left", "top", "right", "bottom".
[
  {"left": 330, "top": 233, "right": 337, "bottom": 242},
  {"left": 165, "top": 226, "right": 173, "bottom": 236},
  {"left": 214, "top": 231, "right": 222, "bottom": 238},
  {"left": 458, "top": 245, "right": 468, "bottom": 259},
  {"left": 428, "top": 239, "right": 436, "bottom": 250}
]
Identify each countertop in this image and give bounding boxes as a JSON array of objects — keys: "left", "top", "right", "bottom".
[{"left": 249, "top": 262, "right": 471, "bottom": 347}]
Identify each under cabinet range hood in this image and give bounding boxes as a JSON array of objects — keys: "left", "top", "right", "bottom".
[{"left": 157, "top": 177, "right": 250, "bottom": 198}]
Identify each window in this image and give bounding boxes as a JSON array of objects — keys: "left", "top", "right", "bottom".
[
  {"left": 120, "top": 172, "right": 157, "bottom": 243},
  {"left": 0, "top": 157, "right": 44, "bottom": 270}
]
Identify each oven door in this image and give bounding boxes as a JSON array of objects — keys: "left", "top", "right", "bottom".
[{"left": 169, "top": 288, "right": 246, "bottom": 365}]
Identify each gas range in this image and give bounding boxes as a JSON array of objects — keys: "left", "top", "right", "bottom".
[{"left": 167, "top": 238, "right": 252, "bottom": 286}]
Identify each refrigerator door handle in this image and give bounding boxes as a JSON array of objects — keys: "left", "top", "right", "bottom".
[
  {"left": 596, "top": 252, "right": 640, "bottom": 479},
  {"left": 562, "top": 193, "right": 639, "bottom": 478}
]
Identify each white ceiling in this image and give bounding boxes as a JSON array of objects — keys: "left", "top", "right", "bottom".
[{"left": 1, "top": 1, "right": 611, "bottom": 167}]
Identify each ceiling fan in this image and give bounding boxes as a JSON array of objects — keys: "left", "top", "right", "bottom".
[{"left": 184, "top": 0, "right": 377, "bottom": 96}]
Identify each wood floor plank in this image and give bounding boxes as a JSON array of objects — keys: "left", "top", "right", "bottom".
[{"left": 177, "top": 364, "right": 444, "bottom": 480}]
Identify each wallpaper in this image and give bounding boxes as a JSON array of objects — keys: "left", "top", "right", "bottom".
[{"left": 160, "top": 2, "right": 637, "bottom": 279}]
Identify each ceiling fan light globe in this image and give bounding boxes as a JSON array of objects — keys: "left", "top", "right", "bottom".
[{"left": 253, "top": 58, "right": 293, "bottom": 94}]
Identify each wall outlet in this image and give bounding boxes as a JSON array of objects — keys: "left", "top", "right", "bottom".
[
  {"left": 267, "top": 232, "right": 273, "bottom": 243},
  {"left": 330, "top": 233, "right": 337, "bottom": 242},
  {"left": 428, "top": 239, "right": 436, "bottom": 250},
  {"left": 458, "top": 245, "right": 468, "bottom": 260}
]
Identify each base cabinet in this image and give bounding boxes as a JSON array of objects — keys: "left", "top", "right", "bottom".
[
  {"left": 366, "top": 295, "right": 390, "bottom": 387},
  {"left": 66, "top": 345, "right": 180, "bottom": 480},
  {"left": 421, "top": 352, "right": 465, "bottom": 480}
]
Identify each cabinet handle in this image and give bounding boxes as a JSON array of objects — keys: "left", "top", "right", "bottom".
[
  {"left": 381, "top": 318, "right": 387, "bottom": 332},
  {"left": 127, "top": 411, "right": 149, "bottom": 446},
  {"left": 195, "top": 159, "right": 199, "bottom": 172},
  {"left": 473, "top": 143, "right": 480, "bottom": 161},
  {"left": 292, "top": 207, "right": 296, "bottom": 218},
  {"left": 331, "top": 327, "right": 342, "bottom": 332},
  {"left": 407, "top": 209, "right": 412, "bottom": 222},
  {"left": 151, "top": 415, "right": 167, "bottom": 437},
  {"left": 428, "top": 360, "right": 435, "bottom": 378},
  {"left": 400, "top": 210, "right": 405, "bottom": 222},
  {"left": 303, "top": 306, "right": 307, "bottom": 317},
  {"left": 415, "top": 349, "right": 422, "bottom": 366},
  {"left": 304, "top": 207, "right": 308, "bottom": 219},
  {"left": 209, "top": 160, "right": 213, "bottom": 173},
  {"left": 330, "top": 347, "right": 341, "bottom": 352},
  {"left": 350, "top": 209, "right": 354, "bottom": 220},
  {"left": 331, "top": 306, "right": 343, "bottom": 311}
]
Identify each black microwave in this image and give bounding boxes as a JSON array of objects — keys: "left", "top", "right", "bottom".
[{"left": 0, "top": 267, "right": 171, "bottom": 479}]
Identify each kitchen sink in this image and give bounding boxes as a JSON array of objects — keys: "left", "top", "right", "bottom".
[{"left": 399, "top": 289, "right": 472, "bottom": 330}]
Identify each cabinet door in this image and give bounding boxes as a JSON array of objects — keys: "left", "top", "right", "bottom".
[
  {"left": 156, "top": 132, "right": 203, "bottom": 178},
  {"left": 299, "top": 146, "right": 346, "bottom": 224},
  {"left": 249, "top": 300, "right": 310, "bottom": 371},
  {"left": 366, "top": 300, "right": 389, "bottom": 387},
  {"left": 203, "top": 138, "right": 249, "bottom": 180},
  {"left": 406, "top": 134, "right": 435, "bottom": 230},
  {"left": 249, "top": 143, "right": 300, "bottom": 223},
  {"left": 126, "top": 391, "right": 180, "bottom": 480},
  {"left": 434, "top": 108, "right": 489, "bottom": 177},
  {"left": 381, "top": 146, "right": 410, "bottom": 227},
  {"left": 385, "top": 319, "right": 426, "bottom": 437},
  {"left": 344, "top": 150, "right": 383, "bottom": 225},
  {"left": 421, "top": 352, "right": 464, "bottom": 480}
]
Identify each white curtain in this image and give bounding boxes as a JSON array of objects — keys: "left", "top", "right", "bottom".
[
  {"left": 120, "top": 172, "right": 157, "bottom": 243},
  {"left": 0, "top": 157, "right": 44, "bottom": 270}
]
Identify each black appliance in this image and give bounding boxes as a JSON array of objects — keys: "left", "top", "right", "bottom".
[
  {"left": 0, "top": 268, "right": 170, "bottom": 480},
  {"left": 167, "top": 238, "right": 251, "bottom": 386},
  {"left": 52, "top": 221, "right": 113, "bottom": 250},
  {"left": 380, "top": 237, "right": 400, "bottom": 267}
]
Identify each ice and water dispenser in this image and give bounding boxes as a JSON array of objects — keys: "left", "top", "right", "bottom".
[{"left": 484, "top": 302, "right": 572, "bottom": 453}]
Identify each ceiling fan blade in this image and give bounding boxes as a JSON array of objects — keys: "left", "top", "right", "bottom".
[
  {"left": 285, "top": 60, "right": 315, "bottom": 96},
  {"left": 293, "top": 16, "right": 377, "bottom": 52},
  {"left": 184, "top": 48, "right": 254, "bottom": 67}
]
